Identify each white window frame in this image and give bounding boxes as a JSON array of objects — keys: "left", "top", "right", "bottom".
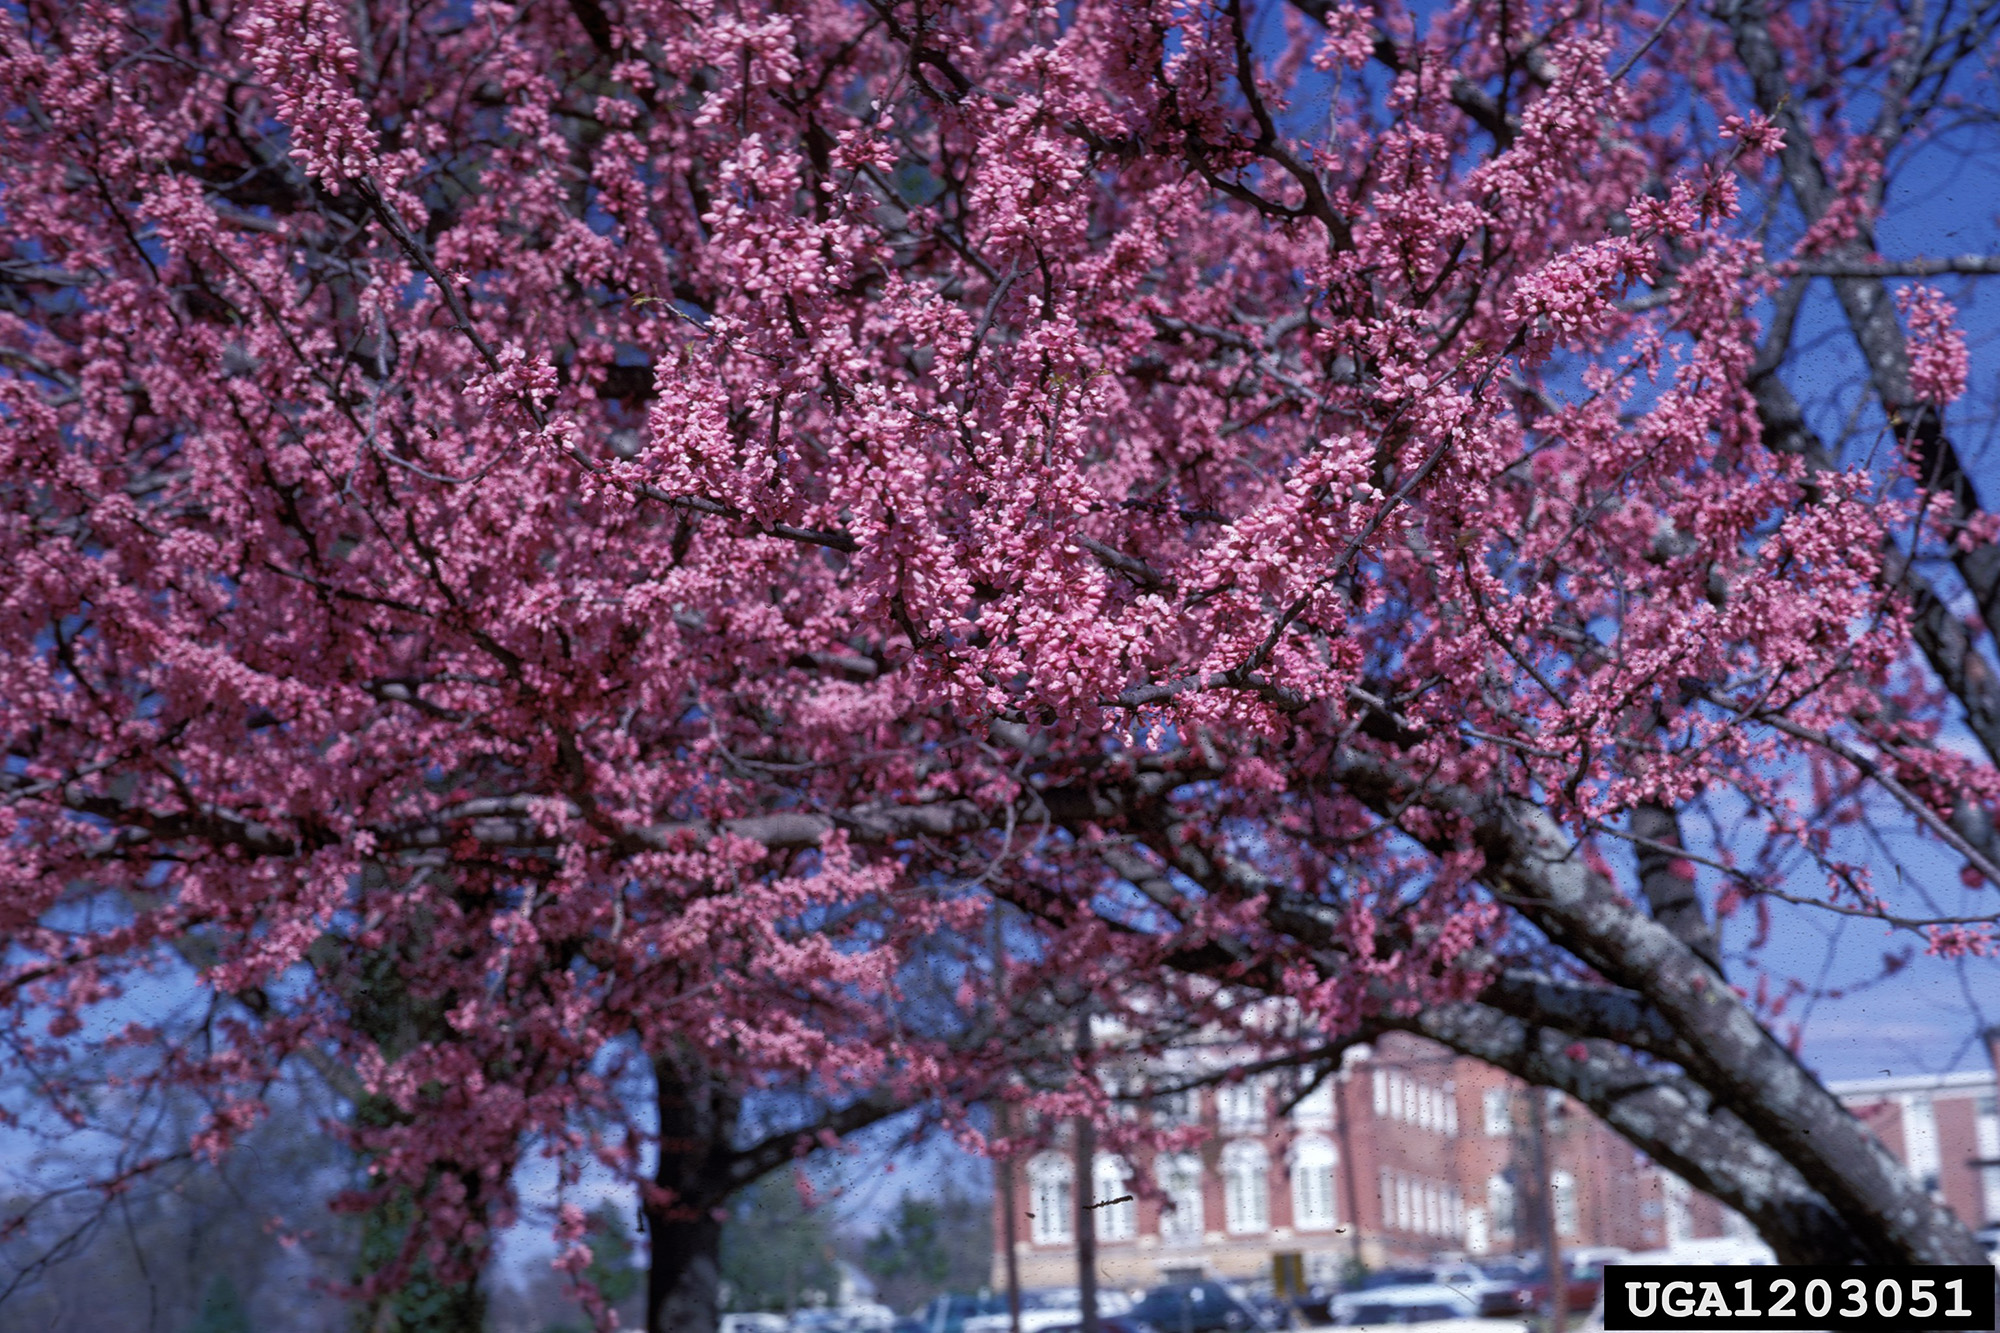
[
  {"left": 1290, "top": 1135, "right": 1339, "bottom": 1231},
  {"left": 1291, "top": 1079, "right": 1335, "bottom": 1131},
  {"left": 1027, "top": 1152, "right": 1074, "bottom": 1244},
  {"left": 1488, "top": 1173, "right": 1516, "bottom": 1236},
  {"left": 1221, "top": 1139, "right": 1271, "bottom": 1235},
  {"left": 1157, "top": 1152, "right": 1204, "bottom": 1243},
  {"left": 1218, "top": 1078, "right": 1266, "bottom": 1134},
  {"left": 1152, "top": 1087, "right": 1199, "bottom": 1128},
  {"left": 1093, "top": 1153, "right": 1135, "bottom": 1241},
  {"left": 1552, "top": 1169, "right": 1579, "bottom": 1237}
]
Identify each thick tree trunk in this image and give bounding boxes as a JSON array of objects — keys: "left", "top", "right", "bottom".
[
  {"left": 648, "top": 1050, "right": 740, "bottom": 1333},
  {"left": 649, "top": 1209, "right": 725, "bottom": 1333}
]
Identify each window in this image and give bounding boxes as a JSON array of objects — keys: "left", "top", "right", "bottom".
[
  {"left": 1027, "top": 1153, "right": 1073, "bottom": 1244},
  {"left": 1662, "top": 1170, "right": 1692, "bottom": 1245},
  {"left": 1152, "top": 1087, "right": 1199, "bottom": 1128},
  {"left": 1157, "top": 1152, "right": 1204, "bottom": 1242},
  {"left": 1483, "top": 1088, "right": 1511, "bottom": 1137},
  {"left": 1899, "top": 1094, "right": 1943, "bottom": 1196},
  {"left": 1100, "top": 1070, "right": 1141, "bottom": 1121},
  {"left": 1552, "top": 1169, "right": 1578, "bottom": 1237},
  {"left": 1290, "top": 1135, "right": 1339, "bottom": 1231},
  {"left": 1222, "top": 1140, "right": 1270, "bottom": 1234},
  {"left": 1465, "top": 1205, "right": 1491, "bottom": 1255},
  {"left": 1292, "top": 1079, "right": 1335, "bottom": 1130},
  {"left": 1488, "top": 1174, "right": 1516, "bottom": 1235},
  {"left": 1395, "top": 1174, "right": 1412, "bottom": 1232},
  {"left": 1372, "top": 1068, "right": 1388, "bottom": 1117},
  {"left": 1443, "top": 1082, "right": 1459, "bottom": 1137},
  {"left": 1217, "top": 1079, "right": 1266, "bottom": 1134},
  {"left": 1979, "top": 1097, "right": 2000, "bottom": 1224},
  {"left": 1093, "top": 1154, "right": 1135, "bottom": 1241}
]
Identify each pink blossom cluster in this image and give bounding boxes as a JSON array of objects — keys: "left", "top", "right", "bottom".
[
  {"left": 241, "top": 0, "right": 380, "bottom": 184},
  {"left": 0, "top": 0, "right": 1990, "bottom": 1306},
  {"left": 1898, "top": 285, "right": 1970, "bottom": 405}
]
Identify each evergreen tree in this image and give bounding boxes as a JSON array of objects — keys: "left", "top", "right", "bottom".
[
  {"left": 186, "top": 1275, "right": 253, "bottom": 1333},
  {"left": 718, "top": 1174, "right": 839, "bottom": 1313}
]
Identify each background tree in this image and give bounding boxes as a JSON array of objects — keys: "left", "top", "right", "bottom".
[
  {"left": 717, "top": 1173, "right": 841, "bottom": 1316},
  {"left": 856, "top": 1190, "right": 994, "bottom": 1315}
]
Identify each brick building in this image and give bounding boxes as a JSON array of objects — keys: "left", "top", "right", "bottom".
[{"left": 994, "top": 1031, "right": 2000, "bottom": 1290}]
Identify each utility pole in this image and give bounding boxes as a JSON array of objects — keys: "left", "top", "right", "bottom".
[
  {"left": 997, "top": 1101, "right": 1023, "bottom": 1333},
  {"left": 990, "top": 904, "right": 1022, "bottom": 1333},
  {"left": 1074, "top": 1009, "right": 1100, "bottom": 1333},
  {"left": 1333, "top": 1062, "right": 1364, "bottom": 1276},
  {"left": 1527, "top": 1090, "right": 1566, "bottom": 1333}
]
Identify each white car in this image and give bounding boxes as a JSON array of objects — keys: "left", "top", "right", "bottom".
[
  {"left": 964, "top": 1290, "right": 1133, "bottom": 1333},
  {"left": 1353, "top": 1323, "right": 1528, "bottom": 1333},
  {"left": 793, "top": 1308, "right": 896, "bottom": 1333},
  {"left": 1335, "top": 1284, "right": 1480, "bottom": 1325},
  {"left": 725, "top": 1317, "right": 790, "bottom": 1333},
  {"left": 1611, "top": 1239, "right": 1776, "bottom": 1267}
]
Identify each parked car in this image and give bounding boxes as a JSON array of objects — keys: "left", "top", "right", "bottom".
[
  {"left": 1038, "top": 1317, "right": 1162, "bottom": 1333},
  {"left": 1352, "top": 1320, "right": 1529, "bottom": 1333},
  {"left": 1352, "top": 1271, "right": 1442, "bottom": 1292},
  {"left": 1979, "top": 1224, "right": 2000, "bottom": 1260},
  {"left": 1611, "top": 1239, "right": 1773, "bottom": 1267},
  {"left": 964, "top": 1289, "right": 1134, "bottom": 1333},
  {"left": 1337, "top": 1285, "right": 1478, "bottom": 1326},
  {"left": 1495, "top": 1252, "right": 1626, "bottom": 1318},
  {"left": 924, "top": 1294, "right": 1014, "bottom": 1333},
  {"left": 1327, "top": 1272, "right": 1469, "bottom": 1324},
  {"left": 723, "top": 1316, "right": 789, "bottom": 1333},
  {"left": 1467, "top": 1263, "right": 1538, "bottom": 1318},
  {"left": 1129, "top": 1282, "right": 1275, "bottom": 1333},
  {"left": 793, "top": 1309, "right": 897, "bottom": 1333}
]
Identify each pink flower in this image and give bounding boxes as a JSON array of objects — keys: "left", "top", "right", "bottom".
[{"left": 1898, "top": 285, "right": 1970, "bottom": 405}]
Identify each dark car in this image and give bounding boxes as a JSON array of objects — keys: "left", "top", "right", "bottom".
[
  {"left": 923, "top": 1294, "right": 1014, "bottom": 1333},
  {"left": 1130, "top": 1284, "right": 1273, "bottom": 1333}
]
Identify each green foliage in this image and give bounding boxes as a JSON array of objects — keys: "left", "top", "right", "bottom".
[
  {"left": 186, "top": 1275, "right": 253, "bottom": 1333},
  {"left": 582, "top": 1205, "right": 642, "bottom": 1309},
  {"left": 720, "top": 1172, "right": 840, "bottom": 1313},
  {"left": 859, "top": 1190, "right": 992, "bottom": 1314},
  {"left": 350, "top": 1176, "right": 486, "bottom": 1333}
]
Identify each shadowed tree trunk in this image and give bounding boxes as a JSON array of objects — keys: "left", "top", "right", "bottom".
[{"left": 648, "top": 1050, "right": 740, "bottom": 1333}]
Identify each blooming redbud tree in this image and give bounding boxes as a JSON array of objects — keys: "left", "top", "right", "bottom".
[{"left": 6, "top": 0, "right": 2000, "bottom": 1325}]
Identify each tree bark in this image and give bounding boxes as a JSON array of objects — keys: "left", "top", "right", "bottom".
[
  {"left": 1075, "top": 1011, "right": 1100, "bottom": 1333},
  {"left": 1629, "top": 803, "right": 1722, "bottom": 978},
  {"left": 1332, "top": 750, "right": 1987, "bottom": 1265},
  {"left": 649, "top": 1051, "right": 740, "bottom": 1333}
]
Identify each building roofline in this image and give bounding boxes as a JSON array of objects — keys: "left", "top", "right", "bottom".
[{"left": 1824, "top": 1068, "right": 1995, "bottom": 1098}]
